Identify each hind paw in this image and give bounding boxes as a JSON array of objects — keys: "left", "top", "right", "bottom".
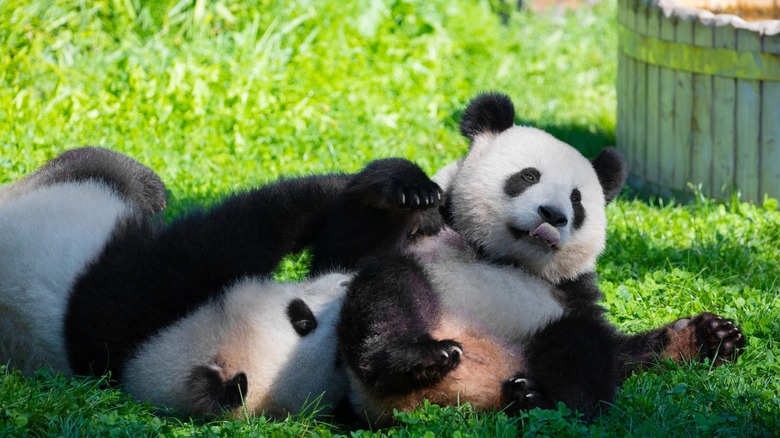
[
  {"left": 689, "top": 312, "right": 746, "bottom": 364},
  {"left": 501, "top": 373, "right": 553, "bottom": 414}
]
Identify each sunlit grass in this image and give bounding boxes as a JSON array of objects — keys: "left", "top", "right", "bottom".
[{"left": 1, "top": 0, "right": 778, "bottom": 435}]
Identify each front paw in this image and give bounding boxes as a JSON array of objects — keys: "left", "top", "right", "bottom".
[
  {"left": 372, "top": 338, "right": 462, "bottom": 392},
  {"left": 687, "top": 312, "right": 746, "bottom": 365},
  {"left": 354, "top": 158, "right": 442, "bottom": 211},
  {"left": 405, "top": 339, "right": 463, "bottom": 383},
  {"left": 501, "top": 373, "right": 554, "bottom": 414}
]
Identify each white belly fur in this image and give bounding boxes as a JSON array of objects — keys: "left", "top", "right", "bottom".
[{"left": 411, "top": 230, "right": 564, "bottom": 343}]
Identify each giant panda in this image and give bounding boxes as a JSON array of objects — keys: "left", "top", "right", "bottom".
[
  {"left": 0, "top": 146, "right": 442, "bottom": 418},
  {"left": 305, "top": 92, "right": 747, "bottom": 425}
]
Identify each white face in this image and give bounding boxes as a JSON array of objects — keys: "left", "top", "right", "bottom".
[
  {"left": 123, "top": 273, "right": 351, "bottom": 418},
  {"left": 449, "top": 126, "right": 608, "bottom": 284}
]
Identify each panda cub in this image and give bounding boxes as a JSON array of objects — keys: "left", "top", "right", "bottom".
[
  {"left": 313, "top": 93, "right": 746, "bottom": 424},
  {"left": 0, "top": 147, "right": 440, "bottom": 418}
]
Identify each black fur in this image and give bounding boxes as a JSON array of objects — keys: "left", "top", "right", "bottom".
[
  {"left": 310, "top": 158, "right": 441, "bottom": 273},
  {"left": 459, "top": 92, "right": 516, "bottom": 140},
  {"left": 590, "top": 148, "right": 627, "bottom": 202},
  {"left": 287, "top": 298, "right": 317, "bottom": 336},
  {"left": 64, "top": 158, "right": 440, "bottom": 383},
  {"left": 1, "top": 146, "right": 166, "bottom": 215},
  {"left": 502, "top": 313, "right": 619, "bottom": 421},
  {"left": 338, "top": 253, "right": 461, "bottom": 394},
  {"left": 187, "top": 365, "right": 248, "bottom": 413},
  {"left": 504, "top": 168, "right": 540, "bottom": 197},
  {"left": 571, "top": 189, "right": 585, "bottom": 229}
]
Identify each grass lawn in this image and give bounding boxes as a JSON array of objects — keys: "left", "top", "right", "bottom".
[{"left": 1, "top": 0, "right": 778, "bottom": 435}]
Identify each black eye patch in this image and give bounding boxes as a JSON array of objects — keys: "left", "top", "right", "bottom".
[
  {"left": 504, "top": 167, "right": 540, "bottom": 197},
  {"left": 287, "top": 298, "right": 317, "bottom": 336},
  {"left": 571, "top": 188, "right": 586, "bottom": 229}
]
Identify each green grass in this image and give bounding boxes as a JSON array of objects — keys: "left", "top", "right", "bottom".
[{"left": 1, "top": 0, "right": 778, "bottom": 435}]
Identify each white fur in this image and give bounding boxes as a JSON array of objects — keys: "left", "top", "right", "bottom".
[
  {"left": 450, "top": 126, "right": 607, "bottom": 284},
  {"left": 0, "top": 181, "right": 132, "bottom": 375},
  {"left": 411, "top": 230, "right": 564, "bottom": 342},
  {"left": 123, "top": 273, "right": 351, "bottom": 418}
]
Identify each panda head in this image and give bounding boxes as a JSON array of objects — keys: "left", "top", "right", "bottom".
[
  {"left": 447, "top": 92, "right": 627, "bottom": 284},
  {"left": 123, "top": 273, "right": 351, "bottom": 419}
]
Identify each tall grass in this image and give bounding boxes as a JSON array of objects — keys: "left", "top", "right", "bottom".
[{"left": 1, "top": 0, "right": 778, "bottom": 435}]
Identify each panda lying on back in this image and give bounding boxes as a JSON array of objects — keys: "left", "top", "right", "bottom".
[
  {"left": 0, "top": 147, "right": 439, "bottom": 418},
  {"left": 308, "top": 93, "right": 746, "bottom": 424}
]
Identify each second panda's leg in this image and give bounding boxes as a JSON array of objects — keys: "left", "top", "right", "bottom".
[
  {"left": 338, "top": 252, "right": 462, "bottom": 395},
  {"left": 615, "top": 312, "right": 745, "bottom": 378},
  {"left": 501, "top": 313, "right": 620, "bottom": 421},
  {"left": 0, "top": 146, "right": 167, "bottom": 215}
]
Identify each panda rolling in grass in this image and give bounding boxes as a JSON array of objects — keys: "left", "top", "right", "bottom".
[
  {"left": 315, "top": 93, "right": 746, "bottom": 424},
  {"left": 0, "top": 147, "right": 440, "bottom": 418}
]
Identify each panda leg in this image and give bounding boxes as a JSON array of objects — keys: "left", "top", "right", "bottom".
[
  {"left": 0, "top": 147, "right": 166, "bottom": 215},
  {"left": 502, "top": 314, "right": 619, "bottom": 421},
  {"left": 338, "top": 252, "right": 462, "bottom": 395},
  {"left": 616, "top": 312, "right": 746, "bottom": 377},
  {"left": 310, "top": 158, "right": 442, "bottom": 273}
]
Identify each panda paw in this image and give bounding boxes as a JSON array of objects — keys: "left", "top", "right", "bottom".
[
  {"left": 501, "top": 373, "right": 554, "bottom": 414},
  {"left": 687, "top": 312, "right": 746, "bottom": 365},
  {"left": 353, "top": 158, "right": 442, "bottom": 211},
  {"left": 388, "top": 339, "right": 462, "bottom": 385}
]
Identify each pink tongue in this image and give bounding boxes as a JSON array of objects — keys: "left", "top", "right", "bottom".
[{"left": 532, "top": 223, "right": 561, "bottom": 246}]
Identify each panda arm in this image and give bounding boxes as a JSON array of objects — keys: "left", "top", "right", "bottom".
[
  {"left": 310, "top": 158, "right": 442, "bottom": 272},
  {"left": 66, "top": 173, "right": 351, "bottom": 378},
  {"left": 338, "top": 252, "right": 462, "bottom": 394}
]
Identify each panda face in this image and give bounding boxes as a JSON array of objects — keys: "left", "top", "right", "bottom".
[
  {"left": 450, "top": 126, "right": 608, "bottom": 284},
  {"left": 121, "top": 273, "right": 351, "bottom": 418}
]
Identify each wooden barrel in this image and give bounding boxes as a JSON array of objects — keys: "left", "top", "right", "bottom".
[{"left": 616, "top": 0, "right": 780, "bottom": 204}]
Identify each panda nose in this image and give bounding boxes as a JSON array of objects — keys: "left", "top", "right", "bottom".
[{"left": 538, "top": 205, "right": 568, "bottom": 227}]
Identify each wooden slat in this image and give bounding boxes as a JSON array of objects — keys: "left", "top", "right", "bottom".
[
  {"left": 673, "top": 11, "right": 695, "bottom": 193},
  {"left": 634, "top": 1, "right": 648, "bottom": 181},
  {"left": 760, "top": 25, "right": 780, "bottom": 201},
  {"left": 616, "top": 0, "right": 627, "bottom": 163},
  {"left": 626, "top": 0, "right": 639, "bottom": 182},
  {"left": 712, "top": 15, "right": 737, "bottom": 199},
  {"left": 658, "top": 7, "right": 676, "bottom": 194},
  {"left": 735, "top": 26, "right": 761, "bottom": 202},
  {"left": 646, "top": 5, "right": 661, "bottom": 186},
  {"left": 761, "top": 81, "right": 780, "bottom": 202},
  {"left": 691, "top": 16, "right": 715, "bottom": 197}
]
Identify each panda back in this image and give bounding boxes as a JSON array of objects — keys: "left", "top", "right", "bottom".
[{"left": 0, "top": 181, "right": 134, "bottom": 375}]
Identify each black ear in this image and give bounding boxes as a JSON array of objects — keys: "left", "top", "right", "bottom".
[
  {"left": 590, "top": 148, "right": 627, "bottom": 203},
  {"left": 459, "top": 92, "right": 516, "bottom": 141},
  {"left": 187, "top": 365, "right": 248, "bottom": 414}
]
